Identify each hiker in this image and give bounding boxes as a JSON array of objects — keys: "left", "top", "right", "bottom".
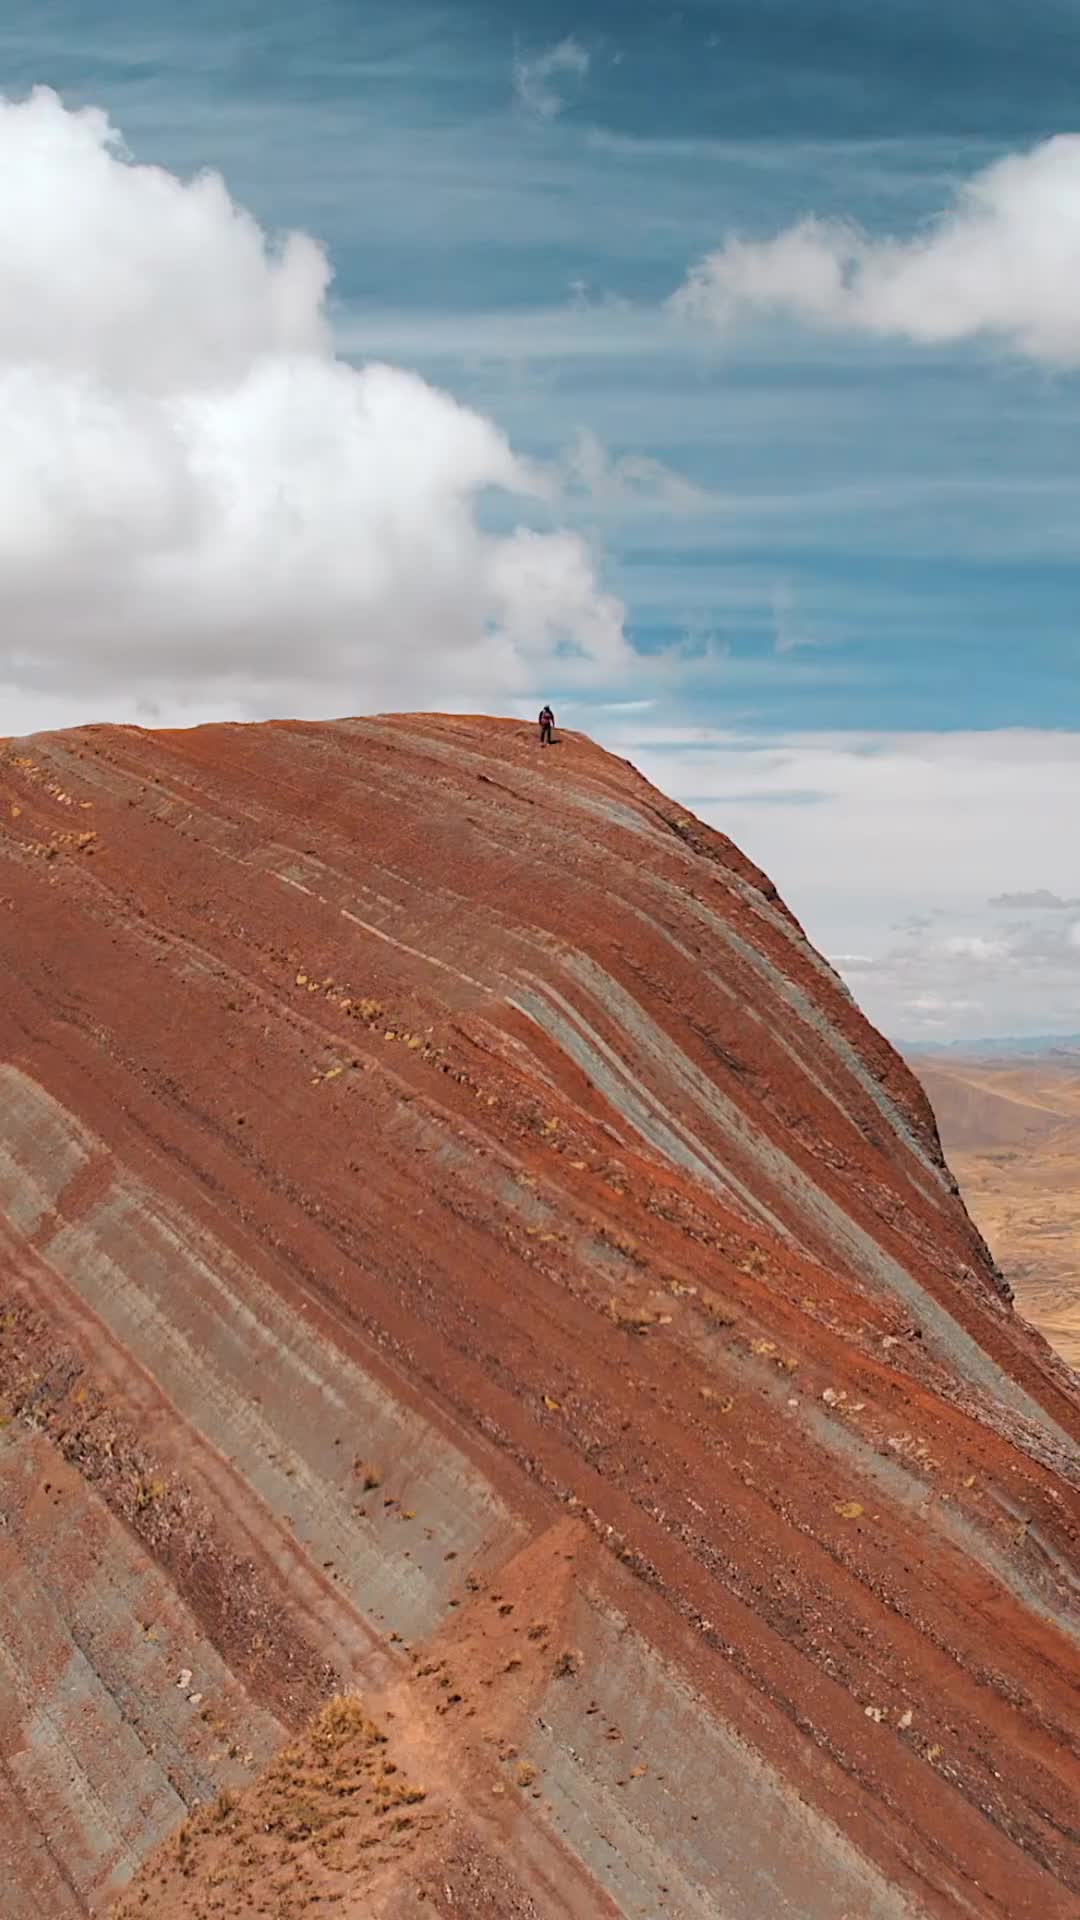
[{"left": 538, "top": 704, "right": 555, "bottom": 747}]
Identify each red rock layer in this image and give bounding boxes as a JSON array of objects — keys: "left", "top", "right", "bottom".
[{"left": 0, "top": 713, "right": 1076, "bottom": 1919}]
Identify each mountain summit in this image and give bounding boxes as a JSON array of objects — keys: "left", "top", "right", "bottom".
[{"left": 1, "top": 714, "right": 1077, "bottom": 1918}]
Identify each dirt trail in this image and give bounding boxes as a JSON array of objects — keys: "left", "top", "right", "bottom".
[{"left": 1, "top": 713, "right": 1077, "bottom": 1918}]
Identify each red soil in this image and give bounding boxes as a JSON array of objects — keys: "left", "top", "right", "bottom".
[{"left": 0, "top": 713, "right": 1077, "bottom": 1918}]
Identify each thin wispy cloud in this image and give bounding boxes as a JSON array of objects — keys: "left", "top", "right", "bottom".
[
  {"left": 335, "top": 302, "right": 672, "bottom": 364},
  {"left": 673, "top": 136, "right": 1080, "bottom": 367},
  {"left": 769, "top": 580, "right": 831, "bottom": 655},
  {"left": 990, "top": 889, "right": 1080, "bottom": 909},
  {"left": 513, "top": 36, "right": 590, "bottom": 120},
  {"left": 562, "top": 428, "right": 708, "bottom": 514}
]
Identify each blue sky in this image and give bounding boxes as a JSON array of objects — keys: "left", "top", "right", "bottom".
[{"left": 2, "top": 2, "right": 1079, "bottom": 1039}]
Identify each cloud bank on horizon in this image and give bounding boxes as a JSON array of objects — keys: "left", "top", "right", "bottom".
[
  {"left": 0, "top": 86, "right": 624, "bottom": 723},
  {"left": 675, "top": 136, "right": 1080, "bottom": 367},
  {"left": 612, "top": 724, "right": 1080, "bottom": 1044}
]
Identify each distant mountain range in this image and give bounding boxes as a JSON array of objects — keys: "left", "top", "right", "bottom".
[{"left": 901, "top": 1032, "right": 1080, "bottom": 1060}]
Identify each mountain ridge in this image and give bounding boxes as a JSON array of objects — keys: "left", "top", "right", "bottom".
[
  {"left": 1, "top": 713, "right": 1077, "bottom": 1919},
  {"left": 904, "top": 1033, "right": 1080, "bottom": 1060}
]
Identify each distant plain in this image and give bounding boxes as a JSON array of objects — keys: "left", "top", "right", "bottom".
[{"left": 914, "top": 1052, "right": 1080, "bottom": 1371}]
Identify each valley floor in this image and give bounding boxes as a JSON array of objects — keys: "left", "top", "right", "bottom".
[{"left": 914, "top": 1055, "right": 1080, "bottom": 1371}]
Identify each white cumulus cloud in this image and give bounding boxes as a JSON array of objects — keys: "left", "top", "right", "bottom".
[
  {"left": 513, "top": 37, "right": 590, "bottom": 120},
  {"left": 0, "top": 86, "right": 625, "bottom": 732},
  {"left": 673, "top": 136, "right": 1080, "bottom": 367}
]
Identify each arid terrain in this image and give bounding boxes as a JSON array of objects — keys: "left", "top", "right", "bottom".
[
  {"left": 1, "top": 714, "right": 1077, "bottom": 1919},
  {"left": 914, "top": 1054, "right": 1080, "bottom": 1372}
]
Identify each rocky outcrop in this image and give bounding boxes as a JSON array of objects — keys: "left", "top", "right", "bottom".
[{"left": 1, "top": 714, "right": 1077, "bottom": 1918}]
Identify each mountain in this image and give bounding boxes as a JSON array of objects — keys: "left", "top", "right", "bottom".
[
  {"left": 901, "top": 1034, "right": 1080, "bottom": 1060},
  {"left": 1, "top": 714, "right": 1077, "bottom": 1920}
]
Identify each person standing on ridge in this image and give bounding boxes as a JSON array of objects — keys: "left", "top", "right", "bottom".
[{"left": 538, "top": 704, "right": 555, "bottom": 747}]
